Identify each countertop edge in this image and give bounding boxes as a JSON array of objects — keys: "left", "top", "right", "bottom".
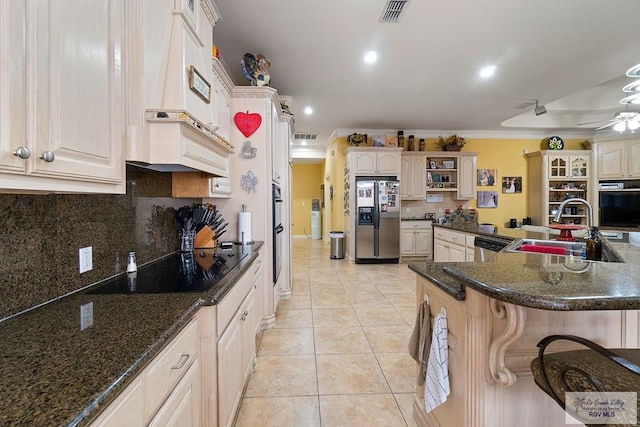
[{"left": 408, "top": 263, "right": 466, "bottom": 301}]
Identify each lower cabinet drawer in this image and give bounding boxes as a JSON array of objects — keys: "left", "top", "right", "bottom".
[{"left": 144, "top": 319, "right": 198, "bottom": 419}]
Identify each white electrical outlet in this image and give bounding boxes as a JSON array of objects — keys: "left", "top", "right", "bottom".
[
  {"left": 79, "top": 246, "right": 93, "bottom": 273},
  {"left": 80, "top": 302, "right": 94, "bottom": 331}
]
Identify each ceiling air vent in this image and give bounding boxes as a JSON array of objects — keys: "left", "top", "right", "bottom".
[
  {"left": 380, "top": 0, "right": 410, "bottom": 23},
  {"left": 293, "top": 133, "right": 318, "bottom": 140}
]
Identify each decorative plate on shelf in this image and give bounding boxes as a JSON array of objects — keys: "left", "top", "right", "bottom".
[{"left": 547, "top": 135, "right": 564, "bottom": 150}]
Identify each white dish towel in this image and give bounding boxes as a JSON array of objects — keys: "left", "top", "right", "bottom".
[{"left": 424, "top": 312, "right": 450, "bottom": 413}]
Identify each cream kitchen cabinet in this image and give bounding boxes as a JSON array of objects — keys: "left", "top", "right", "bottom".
[
  {"left": 346, "top": 147, "right": 403, "bottom": 176},
  {"left": 401, "top": 221, "right": 432, "bottom": 258},
  {"left": 425, "top": 152, "right": 477, "bottom": 200},
  {"left": 433, "top": 227, "right": 472, "bottom": 262},
  {"left": 526, "top": 150, "right": 592, "bottom": 226},
  {"left": 0, "top": 0, "right": 125, "bottom": 194},
  {"left": 456, "top": 153, "right": 477, "bottom": 200},
  {"left": 401, "top": 153, "right": 426, "bottom": 199},
  {"left": 596, "top": 138, "right": 640, "bottom": 179},
  {"left": 216, "top": 250, "right": 263, "bottom": 427},
  {"left": 90, "top": 318, "right": 200, "bottom": 426},
  {"left": 548, "top": 153, "right": 590, "bottom": 179}
]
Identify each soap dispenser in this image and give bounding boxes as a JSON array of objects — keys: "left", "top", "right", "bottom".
[{"left": 585, "top": 226, "right": 602, "bottom": 261}]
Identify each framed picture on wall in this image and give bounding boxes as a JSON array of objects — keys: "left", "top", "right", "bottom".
[
  {"left": 477, "top": 191, "right": 498, "bottom": 208},
  {"left": 477, "top": 169, "right": 497, "bottom": 186},
  {"left": 502, "top": 176, "right": 522, "bottom": 193}
]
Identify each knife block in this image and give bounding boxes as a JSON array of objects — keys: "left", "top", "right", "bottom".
[{"left": 194, "top": 226, "right": 217, "bottom": 249}]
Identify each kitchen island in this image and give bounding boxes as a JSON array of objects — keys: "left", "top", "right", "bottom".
[
  {"left": 409, "top": 226, "right": 640, "bottom": 427},
  {"left": 0, "top": 242, "right": 263, "bottom": 427}
]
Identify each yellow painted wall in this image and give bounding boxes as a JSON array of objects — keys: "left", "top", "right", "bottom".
[
  {"left": 291, "top": 163, "right": 324, "bottom": 236},
  {"left": 293, "top": 136, "right": 589, "bottom": 235}
]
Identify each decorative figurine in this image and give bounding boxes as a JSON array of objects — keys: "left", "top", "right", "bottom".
[{"left": 241, "top": 53, "right": 271, "bottom": 86}]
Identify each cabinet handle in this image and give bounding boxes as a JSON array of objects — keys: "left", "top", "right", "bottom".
[
  {"left": 39, "top": 151, "right": 55, "bottom": 162},
  {"left": 13, "top": 147, "right": 31, "bottom": 159},
  {"left": 171, "top": 353, "right": 190, "bottom": 370},
  {"left": 241, "top": 310, "right": 249, "bottom": 321}
]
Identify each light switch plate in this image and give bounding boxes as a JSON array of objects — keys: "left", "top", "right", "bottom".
[
  {"left": 79, "top": 246, "right": 93, "bottom": 273},
  {"left": 80, "top": 302, "right": 94, "bottom": 331}
]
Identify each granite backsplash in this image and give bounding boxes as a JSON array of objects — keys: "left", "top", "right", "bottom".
[{"left": 0, "top": 165, "right": 200, "bottom": 320}]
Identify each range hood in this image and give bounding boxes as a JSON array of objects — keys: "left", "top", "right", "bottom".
[{"left": 125, "top": 0, "right": 231, "bottom": 177}]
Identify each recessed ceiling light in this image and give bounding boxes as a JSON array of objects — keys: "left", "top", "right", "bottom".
[
  {"left": 304, "top": 107, "right": 313, "bottom": 115},
  {"left": 301, "top": 140, "right": 307, "bottom": 145},
  {"left": 479, "top": 65, "right": 497, "bottom": 79},
  {"left": 364, "top": 51, "right": 378, "bottom": 64}
]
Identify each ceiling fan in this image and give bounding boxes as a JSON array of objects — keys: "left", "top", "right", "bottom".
[{"left": 578, "top": 110, "right": 640, "bottom": 131}]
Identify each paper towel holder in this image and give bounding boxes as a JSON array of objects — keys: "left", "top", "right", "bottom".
[{"left": 236, "top": 204, "right": 255, "bottom": 245}]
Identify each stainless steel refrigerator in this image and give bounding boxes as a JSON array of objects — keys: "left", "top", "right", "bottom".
[{"left": 355, "top": 177, "right": 400, "bottom": 263}]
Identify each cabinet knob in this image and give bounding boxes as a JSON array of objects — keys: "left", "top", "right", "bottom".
[
  {"left": 12, "top": 147, "right": 31, "bottom": 159},
  {"left": 39, "top": 151, "right": 55, "bottom": 162}
]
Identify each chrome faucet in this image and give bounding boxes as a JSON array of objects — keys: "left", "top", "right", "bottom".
[{"left": 553, "top": 198, "right": 594, "bottom": 229}]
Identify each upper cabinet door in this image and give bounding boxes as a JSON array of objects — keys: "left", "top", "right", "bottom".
[
  {"left": 548, "top": 155, "right": 569, "bottom": 178},
  {"left": 628, "top": 140, "right": 640, "bottom": 178},
  {"left": 456, "top": 154, "right": 477, "bottom": 200},
  {"left": 569, "top": 155, "right": 589, "bottom": 178},
  {"left": 376, "top": 151, "right": 400, "bottom": 175},
  {"left": 31, "top": 0, "right": 124, "bottom": 184},
  {"left": 597, "top": 141, "right": 626, "bottom": 179},
  {"left": 0, "top": 0, "right": 125, "bottom": 193}
]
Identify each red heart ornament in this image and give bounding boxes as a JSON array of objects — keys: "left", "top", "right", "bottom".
[{"left": 234, "top": 111, "right": 262, "bottom": 138}]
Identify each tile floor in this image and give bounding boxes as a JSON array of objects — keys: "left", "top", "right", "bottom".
[{"left": 234, "top": 238, "right": 419, "bottom": 427}]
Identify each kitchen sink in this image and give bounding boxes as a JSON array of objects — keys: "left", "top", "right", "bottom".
[{"left": 504, "top": 238, "right": 624, "bottom": 263}]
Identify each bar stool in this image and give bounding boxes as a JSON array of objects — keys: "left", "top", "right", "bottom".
[{"left": 530, "top": 334, "right": 640, "bottom": 427}]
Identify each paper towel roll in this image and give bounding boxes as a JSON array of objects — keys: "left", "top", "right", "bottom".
[{"left": 238, "top": 212, "right": 252, "bottom": 242}]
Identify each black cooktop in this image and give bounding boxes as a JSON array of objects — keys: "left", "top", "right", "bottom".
[{"left": 89, "top": 250, "right": 247, "bottom": 294}]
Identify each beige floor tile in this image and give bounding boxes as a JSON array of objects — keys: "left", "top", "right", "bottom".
[
  {"left": 312, "top": 308, "right": 359, "bottom": 327},
  {"left": 244, "top": 355, "right": 318, "bottom": 397},
  {"left": 258, "top": 327, "right": 315, "bottom": 355},
  {"left": 311, "top": 292, "right": 352, "bottom": 309},
  {"left": 376, "top": 352, "right": 417, "bottom": 393},
  {"left": 395, "top": 305, "right": 418, "bottom": 326},
  {"left": 383, "top": 291, "right": 416, "bottom": 307},
  {"left": 274, "top": 308, "right": 313, "bottom": 328},
  {"left": 234, "top": 396, "right": 321, "bottom": 427},
  {"left": 363, "top": 325, "right": 413, "bottom": 353},
  {"left": 316, "top": 354, "right": 390, "bottom": 395},
  {"left": 355, "top": 306, "right": 408, "bottom": 327},
  {"left": 314, "top": 326, "right": 372, "bottom": 354},
  {"left": 319, "top": 394, "right": 407, "bottom": 427},
  {"left": 291, "top": 280, "right": 311, "bottom": 295},
  {"left": 276, "top": 294, "right": 311, "bottom": 310},
  {"left": 394, "top": 393, "right": 419, "bottom": 427},
  {"left": 348, "top": 291, "right": 392, "bottom": 307}
]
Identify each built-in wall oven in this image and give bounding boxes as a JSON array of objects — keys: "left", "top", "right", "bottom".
[{"left": 272, "top": 183, "right": 283, "bottom": 284}]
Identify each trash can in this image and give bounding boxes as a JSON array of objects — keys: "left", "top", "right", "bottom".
[{"left": 329, "top": 231, "right": 345, "bottom": 259}]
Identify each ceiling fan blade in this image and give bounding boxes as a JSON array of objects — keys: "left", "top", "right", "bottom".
[
  {"left": 595, "top": 121, "right": 618, "bottom": 131},
  {"left": 578, "top": 118, "right": 613, "bottom": 126}
]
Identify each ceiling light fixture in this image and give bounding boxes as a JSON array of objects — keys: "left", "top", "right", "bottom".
[
  {"left": 364, "top": 51, "right": 378, "bottom": 64},
  {"left": 626, "top": 63, "right": 640, "bottom": 78},
  {"left": 622, "top": 80, "right": 640, "bottom": 93},
  {"left": 301, "top": 140, "right": 307, "bottom": 146},
  {"left": 479, "top": 65, "right": 496, "bottom": 79},
  {"left": 304, "top": 106, "right": 313, "bottom": 115},
  {"left": 534, "top": 100, "right": 547, "bottom": 116},
  {"left": 614, "top": 121, "right": 627, "bottom": 132},
  {"left": 620, "top": 93, "right": 640, "bottom": 105}
]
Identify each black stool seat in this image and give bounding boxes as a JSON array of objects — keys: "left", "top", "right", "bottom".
[{"left": 531, "top": 335, "right": 640, "bottom": 427}]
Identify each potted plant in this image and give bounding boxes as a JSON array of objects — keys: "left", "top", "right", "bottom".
[{"left": 436, "top": 134, "right": 467, "bottom": 151}]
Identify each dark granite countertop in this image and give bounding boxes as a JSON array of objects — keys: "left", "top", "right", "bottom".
[
  {"left": 411, "top": 224, "right": 640, "bottom": 311},
  {"left": 0, "top": 242, "right": 263, "bottom": 427}
]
